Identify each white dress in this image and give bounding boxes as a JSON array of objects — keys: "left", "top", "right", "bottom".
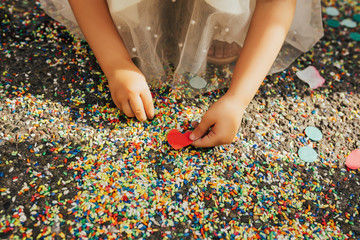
[{"left": 39, "top": 0, "right": 324, "bottom": 94}]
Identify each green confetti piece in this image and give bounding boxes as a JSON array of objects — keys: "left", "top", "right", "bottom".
[
  {"left": 189, "top": 77, "right": 207, "bottom": 89},
  {"left": 353, "top": 14, "right": 360, "bottom": 23},
  {"left": 298, "top": 146, "right": 318, "bottom": 163},
  {"left": 305, "top": 126, "right": 323, "bottom": 141},
  {"left": 349, "top": 32, "right": 360, "bottom": 41},
  {"left": 341, "top": 19, "right": 357, "bottom": 28},
  {"left": 325, "top": 7, "right": 339, "bottom": 17},
  {"left": 327, "top": 19, "right": 340, "bottom": 28}
]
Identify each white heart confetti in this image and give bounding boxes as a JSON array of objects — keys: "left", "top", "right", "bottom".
[
  {"left": 341, "top": 19, "right": 357, "bottom": 28},
  {"left": 189, "top": 76, "right": 207, "bottom": 89},
  {"left": 296, "top": 66, "right": 325, "bottom": 89}
]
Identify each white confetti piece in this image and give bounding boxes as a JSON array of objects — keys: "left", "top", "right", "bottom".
[
  {"left": 189, "top": 76, "right": 207, "bottom": 89},
  {"left": 296, "top": 66, "right": 325, "bottom": 89},
  {"left": 325, "top": 7, "right": 339, "bottom": 16},
  {"left": 341, "top": 19, "right": 357, "bottom": 28}
]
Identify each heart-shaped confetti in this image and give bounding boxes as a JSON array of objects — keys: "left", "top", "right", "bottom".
[
  {"left": 354, "top": 14, "right": 360, "bottom": 23},
  {"left": 296, "top": 66, "right": 325, "bottom": 89},
  {"left": 305, "top": 126, "right": 323, "bottom": 142},
  {"left": 189, "top": 76, "right": 207, "bottom": 89},
  {"left": 327, "top": 19, "right": 340, "bottom": 28},
  {"left": 345, "top": 149, "right": 360, "bottom": 170},
  {"left": 298, "top": 146, "right": 318, "bottom": 163},
  {"left": 325, "top": 7, "right": 340, "bottom": 17},
  {"left": 341, "top": 19, "right": 357, "bottom": 28},
  {"left": 167, "top": 129, "right": 193, "bottom": 150},
  {"left": 350, "top": 32, "right": 360, "bottom": 42}
]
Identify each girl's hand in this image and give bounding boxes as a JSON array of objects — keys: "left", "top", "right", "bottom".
[
  {"left": 189, "top": 94, "right": 246, "bottom": 147},
  {"left": 67, "top": 0, "right": 155, "bottom": 122},
  {"left": 107, "top": 65, "right": 154, "bottom": 122}
]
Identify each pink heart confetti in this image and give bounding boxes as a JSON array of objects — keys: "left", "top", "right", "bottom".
[
  {"left": 345, "top": 149, "right": 360, "bottom": 170},
  {"left": 167, "top": 129, "right": 193, "bottom": 150},
  {"left": 296, "top": 66, "right": 325, "bottom": 89}
]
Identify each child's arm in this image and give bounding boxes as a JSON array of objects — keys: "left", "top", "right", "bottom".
[
  {"left": 68, "top": 0, "right": 154, "bottom": 121},
  {"left": 190, "top": 0, "right": 297, "bottom": 147}
]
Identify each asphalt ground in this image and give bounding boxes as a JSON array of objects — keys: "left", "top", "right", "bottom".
[{"left": 1, "top": 0, "right": 359, "bottom": 239}]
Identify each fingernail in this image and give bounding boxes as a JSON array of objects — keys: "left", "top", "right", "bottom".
[{"left": 189, "top": 133, "right": 196, "bottom": 141}]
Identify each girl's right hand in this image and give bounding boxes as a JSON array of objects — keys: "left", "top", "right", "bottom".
[
  {"left": 189, "top": 93, "right": 246, "bottom": 147},
  {"left": 107, "top": 65, "right": 154, "bottom": 122}
]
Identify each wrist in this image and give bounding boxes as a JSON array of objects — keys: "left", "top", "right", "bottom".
[
  {"left": 224, "top": 88, "right": 251, "bottom": 108},
  {"left": 100, "top": 57, "right": 139, "bottom": 79}
]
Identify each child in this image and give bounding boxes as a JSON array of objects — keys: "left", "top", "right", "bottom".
[{"left": 39, "top": 0, "right": 323, "bottom": 147}]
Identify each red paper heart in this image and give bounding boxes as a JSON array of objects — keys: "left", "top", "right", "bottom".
[
  {"left": 167, "top": 129, "right": 193, "bottom": 150},
  {"left": 346, "top": 149, "right": 360, "bottom": 170}
]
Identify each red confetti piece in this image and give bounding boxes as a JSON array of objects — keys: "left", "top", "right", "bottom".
[
  {"left": 345, "top": 149, "right": 360, "bottom": 170},
  {"left": 167, "top": 129, "right": 193, "bottom": 150}
]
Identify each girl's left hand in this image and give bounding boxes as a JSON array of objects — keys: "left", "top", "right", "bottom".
[{"left": 189, "top": 93, "right": 246, "bottom": 147}]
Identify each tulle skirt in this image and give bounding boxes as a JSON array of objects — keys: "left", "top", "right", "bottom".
[{"left": 39, "top": 0, "right": 324, "bottom": 95}]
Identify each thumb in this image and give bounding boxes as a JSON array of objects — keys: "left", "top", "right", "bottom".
[{"left": 189, "top": 116, "right": 214, "bottom": 141}]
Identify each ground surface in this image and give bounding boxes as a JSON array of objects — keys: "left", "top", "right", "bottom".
[{"left": 0, "top": 0, "right": 360, "bottom": 239}]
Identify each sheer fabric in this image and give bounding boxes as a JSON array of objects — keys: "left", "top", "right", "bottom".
[{"left": 39, "top": 0, "right": 323, "bottom": 94}]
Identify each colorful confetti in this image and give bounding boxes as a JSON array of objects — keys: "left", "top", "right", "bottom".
[{"left": 0, "top": 1, "right": 360, "bottom": 239}]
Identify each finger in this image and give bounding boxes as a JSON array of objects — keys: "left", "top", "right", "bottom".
[
  {"left": 141, "top": 90, "right": 155, "bottom": 119},
  {"left": 111, "top": 95, "right": 122, "bottom": 112},
  {"left": 189, "top": 116, "right": 215, "bottom": 141},
  {"left": 191, "top": 129, "right": 218, "bottom": 148},
  {"left": 117, "top": 105, "right": 122, "bottom": 114},
  {"left": 191, "top": 121, "right": 199, "bottom": 128},
  {"left": 192, "top": 122, "right": 237, "bottom": 147},
  {"left": 129, "top": 95, "right": 147, "bottom": 122},
  {"left": 114, "top": 102, "right": 122, "bottom": 112},
  {"left": 122, "top": 101, "right": 135, "bottom": 118}
]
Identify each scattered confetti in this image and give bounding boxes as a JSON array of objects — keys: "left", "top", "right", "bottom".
[
  {"left": 296, "top": 66, "right": 325, "bottom": 89},
  {"left": 1, "top": 1, "right": 360, "bottom": 239}
]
